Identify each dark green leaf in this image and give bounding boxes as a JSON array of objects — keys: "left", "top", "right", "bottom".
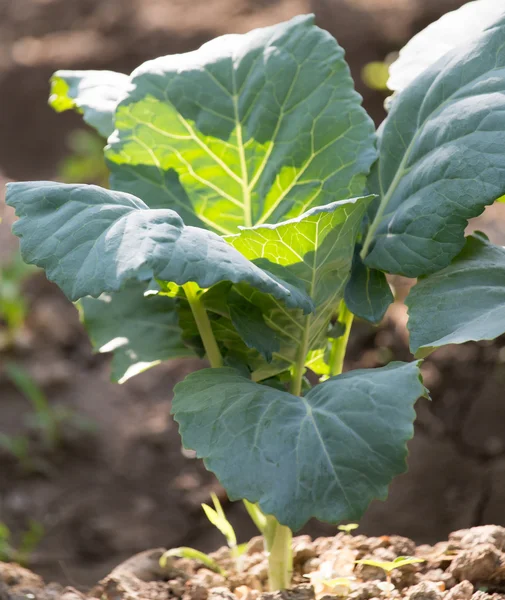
[
  {"left": 80, "top": 281, "right": 194, "bottom": 383},
  {"left": 344, "top": 248, "right": 392, "bottom": 324},
  {"left": 173, "top": 361, "right": 427, "bottom": 530},
  {"left": 407, "top": 234, "right": 505, "bottom": 357},
  {"left": 364, "top": 11, "right": 505, "bottom": 277},
  {"left": 106, "top": 15, "right": 376, "bottom": 232},
  {"left": 228, "top": 292, "right": 279, "bottom": 362},
  {"left": 6, "top": 182, "right": 312, "bottom": 312}
]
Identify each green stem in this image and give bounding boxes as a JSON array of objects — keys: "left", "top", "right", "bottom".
[
  {"left": 264, "top": 515, "right": 293, "bottom": 591},
  {"left": 183, "top": 282, "right": 223, "bottom": 369},
  {"left": 290, "top": 318, "right": 310, "bottom": 396},
  {"left": 328, "top": 301, "right": 354, "bottom": 377}
]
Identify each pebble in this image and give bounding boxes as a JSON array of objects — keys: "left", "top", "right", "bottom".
[
  {"left": 450, "top": 527, "right": 505, "bottom": 552},
  {"left": 449, "top": 544, "right": 502, "bottom": 581},
  {"left": 405, "top": 581, "right": 443, "bottom": 600},
  {"left": 444, "top": 581, "right": 474, "bottom": 600}
]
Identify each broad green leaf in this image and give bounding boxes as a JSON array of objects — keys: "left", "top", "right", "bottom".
[
  {"left": 80, "top": 281, "right": 194, "bottom": 383},
  {"left": 228, "top": 292, "right": 280, "bottom": 362},
  {"left": 344, "top": 249, "right": 392, "bottom": 324},
  {"left": 388, "top": 0, "right": 505, "bottom": 92},
  {"left": 49, "top": 70, "right": 131, "bottom": 138},
  {"left": 227, "top": 196, "right": 373, "bottom": 378},
  {"left": 172, "top": 361, "right": 427, "bottom": 530},
  {"left": 106, "top": 14, "right": 376, "bottom": 233},
  {"left": 6, "top": 182, "right": 312, "bottom": 312},
  {"left": 407, "top": 234, "right": 505, "bottom": 357},
  {"left": 363, "top": 12, "right": 505, "bottom": 277}
]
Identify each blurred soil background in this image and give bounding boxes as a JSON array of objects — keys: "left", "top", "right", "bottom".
[{"left": 2, "top": 0, "right": 505, "bottom": 591}]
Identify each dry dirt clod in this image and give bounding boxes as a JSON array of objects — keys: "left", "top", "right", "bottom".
[
  {"left": 444, "top": 581, "right": 474, "bottom": 600},
  {"left": 209, "top": 586, "right": 238, "bottom": 600},
  {"left": 246, "top": 537, "right": 266, "bottom": 556},
  {"left": 185, "top": 583, "right": 209, "bottom": 600},
  {"left": 261, "top": 584, "right": 315, "bottom": 600},
  {"left": 348, "top": 581, "right": 383, "bottom": 600},
  {"left": 449, "top": 544, "right": 503, "bottom": 582},
  {"left": 420, "top": 570, "right": 456, "bottom": 589},
  {"left": 294, "top": 536, "right": 319, "bottom": 564},
  {"left": 405, "top": 581, "right": 444, "bottom": 600},
  {"left": 388, "top": 537, "right": 417, "bottom": 557},
  {"left": 450, "top": 527, "right": 505, "bottom": 552}
]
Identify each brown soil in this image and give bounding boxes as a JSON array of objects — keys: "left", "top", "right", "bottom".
[
  {"left": 2, "top": 0, "right": 505, "bottom": 593},
  {"left": 6, "top": 525, "right": 505, "bottom": 600}
]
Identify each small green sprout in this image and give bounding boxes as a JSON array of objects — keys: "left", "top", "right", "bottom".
[
  {"left": 338, "top": 523, "right": 359, "bottom": 535},
  {"left": 0, "top": 520, "right": 44, "bottom": 566},
  {"left": 202, "top": 493, "right": 247, "bottom": 560},
  {"left": 355, "top": 557, "right": 424, "bottom": 598},
  {"left": 160, "top": 547, "right": 225, "bottom": 575}
]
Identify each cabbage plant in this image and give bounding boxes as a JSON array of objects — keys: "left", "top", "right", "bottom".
[{"left": 7, "top": 2, "right": 505, "bottom": 590}]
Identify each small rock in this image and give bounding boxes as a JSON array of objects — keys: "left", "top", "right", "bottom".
[
  {"left": 247, "top": 537, "right": 265, "bottom": 555},
  {"left": 209, "top": 587, "right": 238, "bottom": 600},
  {"left": 405, "top": 581, "right": 443, "bottom": 600},
  {"left": 450, "top": 527, "right": 505, "bottom": 552},
  {"left": 348, "top": 581, "right": 383, "bottom": 600},
  {"left": 421, "top": 569, "right": 456, "bottom": 589},
  {"left": 60, "top": 588, "right": 88, "bottom": 600},
  {"left": 192, "top": 569, "right": 227, "bottom": 588},
  {"left": 261, "top": 583, "right": 315, "bottom": 600},
  {"left": 293, "top": 536, "right": 317, "bottom": 564},
  {"left": 444, "top": 581, "right": 474, "bottom": 600},
  {"left": 168, "top": 579, "right": 186, "bottom": 596},
  {"left": 235, "top": 585, "right": 261, "bottom": 600},
  {"left": 449, "top": 544, "right": 502, "bottom": 581},
  {"left": 389, "top": 536, "right": 416, "bottom": 557},
  {"left": 184, "top": 583, "right": 209, "bottom": 600},
  {"left": 354, "top": 562, "right": 386, "bottom": 582},
  {"left": 470, "top": 592, "right": 502, "bottom": 600}
]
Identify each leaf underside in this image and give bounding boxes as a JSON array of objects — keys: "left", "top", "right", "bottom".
[
  {"left": 173, "top": 361, "right": 428, "bottom": 530},
  {"left": 407, "top": 234, "right": 505, "bottom": 357},
  {"left": 365, "top": 9, "right": 505, "bottom": 277}
]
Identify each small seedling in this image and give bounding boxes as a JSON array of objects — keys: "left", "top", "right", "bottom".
[
  {"left": 355, "top": 557, "right": 424, "bottom": 598},
  {"left": 0, "top": 520, "right": 44, "bottom": 566},
  {"left": 338, "top": 523, "right": 359, "bottom": 535},
  {"left": 0, "top": 251, "right": 35, "bottom": 346},
  {"left": 202, "top": 493, "right": 247, "bottom": 561},
  {"left": 8, "top": 3, "right": 505, "bottom": 591},
  {"left": 160, "top": 547, "right": 225, "bottom": 575}
]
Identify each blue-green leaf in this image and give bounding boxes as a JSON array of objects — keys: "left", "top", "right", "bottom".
[
  {"left": 6, "top": 182, "right": 312, "bottom": 311},
  {"left": 172, "top": 361, "right": 427, "bottom": 530},
  {"left": 364, "top": 10, "right": 505, "bottom": 277},
  {"left": 80, "top": 281, "right": 194, "bottom": 383},
  {"left": 407, "top": 234, "right": 505, "bottom": 357},
  {"left": 344, "top": 248, "right": 392, "bottom": 323},
  {"left": 106, "top": 14, "right": 376, "bottom": 232},
  {"left": 49, "top": 70, "right": 130, "bottom": 138}
]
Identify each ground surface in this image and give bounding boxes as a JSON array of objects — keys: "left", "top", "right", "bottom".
[
  {"left": 2, "top": 0, "right": 505, "bottom": 591},
  {"left": 5, "top": 525, "right": 505, "bottom": 599}
]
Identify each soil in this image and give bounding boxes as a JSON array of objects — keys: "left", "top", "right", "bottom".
[
  {"left": 5, "top": 525, "right": 505, "bottom": 600},
  {"left": 2, "top": 0, "right": 505, "bottom": 594}
]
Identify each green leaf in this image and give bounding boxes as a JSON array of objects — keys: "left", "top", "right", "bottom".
[
  {"left": 227, "top": 196, "right": 373, "bottom": 378},
  {"left": 228, "top": 292, "right": 280, "bottom": 362},
  {"left": 80, "top": 281, "right": 194, "bottom": 383},
  {"left": 106, "top": 14, "right": 376, "bottom": 233},
  {"left": 388, "top": 0, "right": 505, "bottom": 92},
  {"left": 355, "top": 557, "right": 424, "bottom": 572},
  {"left": 6, "top": 182, "right": 312, "bottom": 312},
  {"left": 201, "top": 492, "right": 237, "bottom": 548},
  {"left": 344, "top": 249, "right": 392, "bottom": 324},
  {"left": 172, "top": 361, "right": 427, "bottom": 530},
  {"left": 160, "top": 547, "right": 225, "bottom": 574},
  {"left": 407, "top": 235, "right": 505, "bottom": 357},
  {"left": 364, "top": 12, "right": 505, "bottom": 277},
  {"left": 49, "top": 70, "right": 130, "bottom": 138}
]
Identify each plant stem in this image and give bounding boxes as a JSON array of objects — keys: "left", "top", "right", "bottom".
[
  {"left": 264, "top": 515, "right": 293, "bottom": 591},
  {"left": 328, "top": 301, "right": 354, "bottom": 377},
  {"left": 183, "top": 282, "right": 223, "bottom": 369},
  {"left": 290, "top": 319, "right": 310, "bottom": 396}
]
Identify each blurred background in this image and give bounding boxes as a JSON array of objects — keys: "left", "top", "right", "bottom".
[{"left": 2, "top": 0, "right": 505, "bottom": 590}]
